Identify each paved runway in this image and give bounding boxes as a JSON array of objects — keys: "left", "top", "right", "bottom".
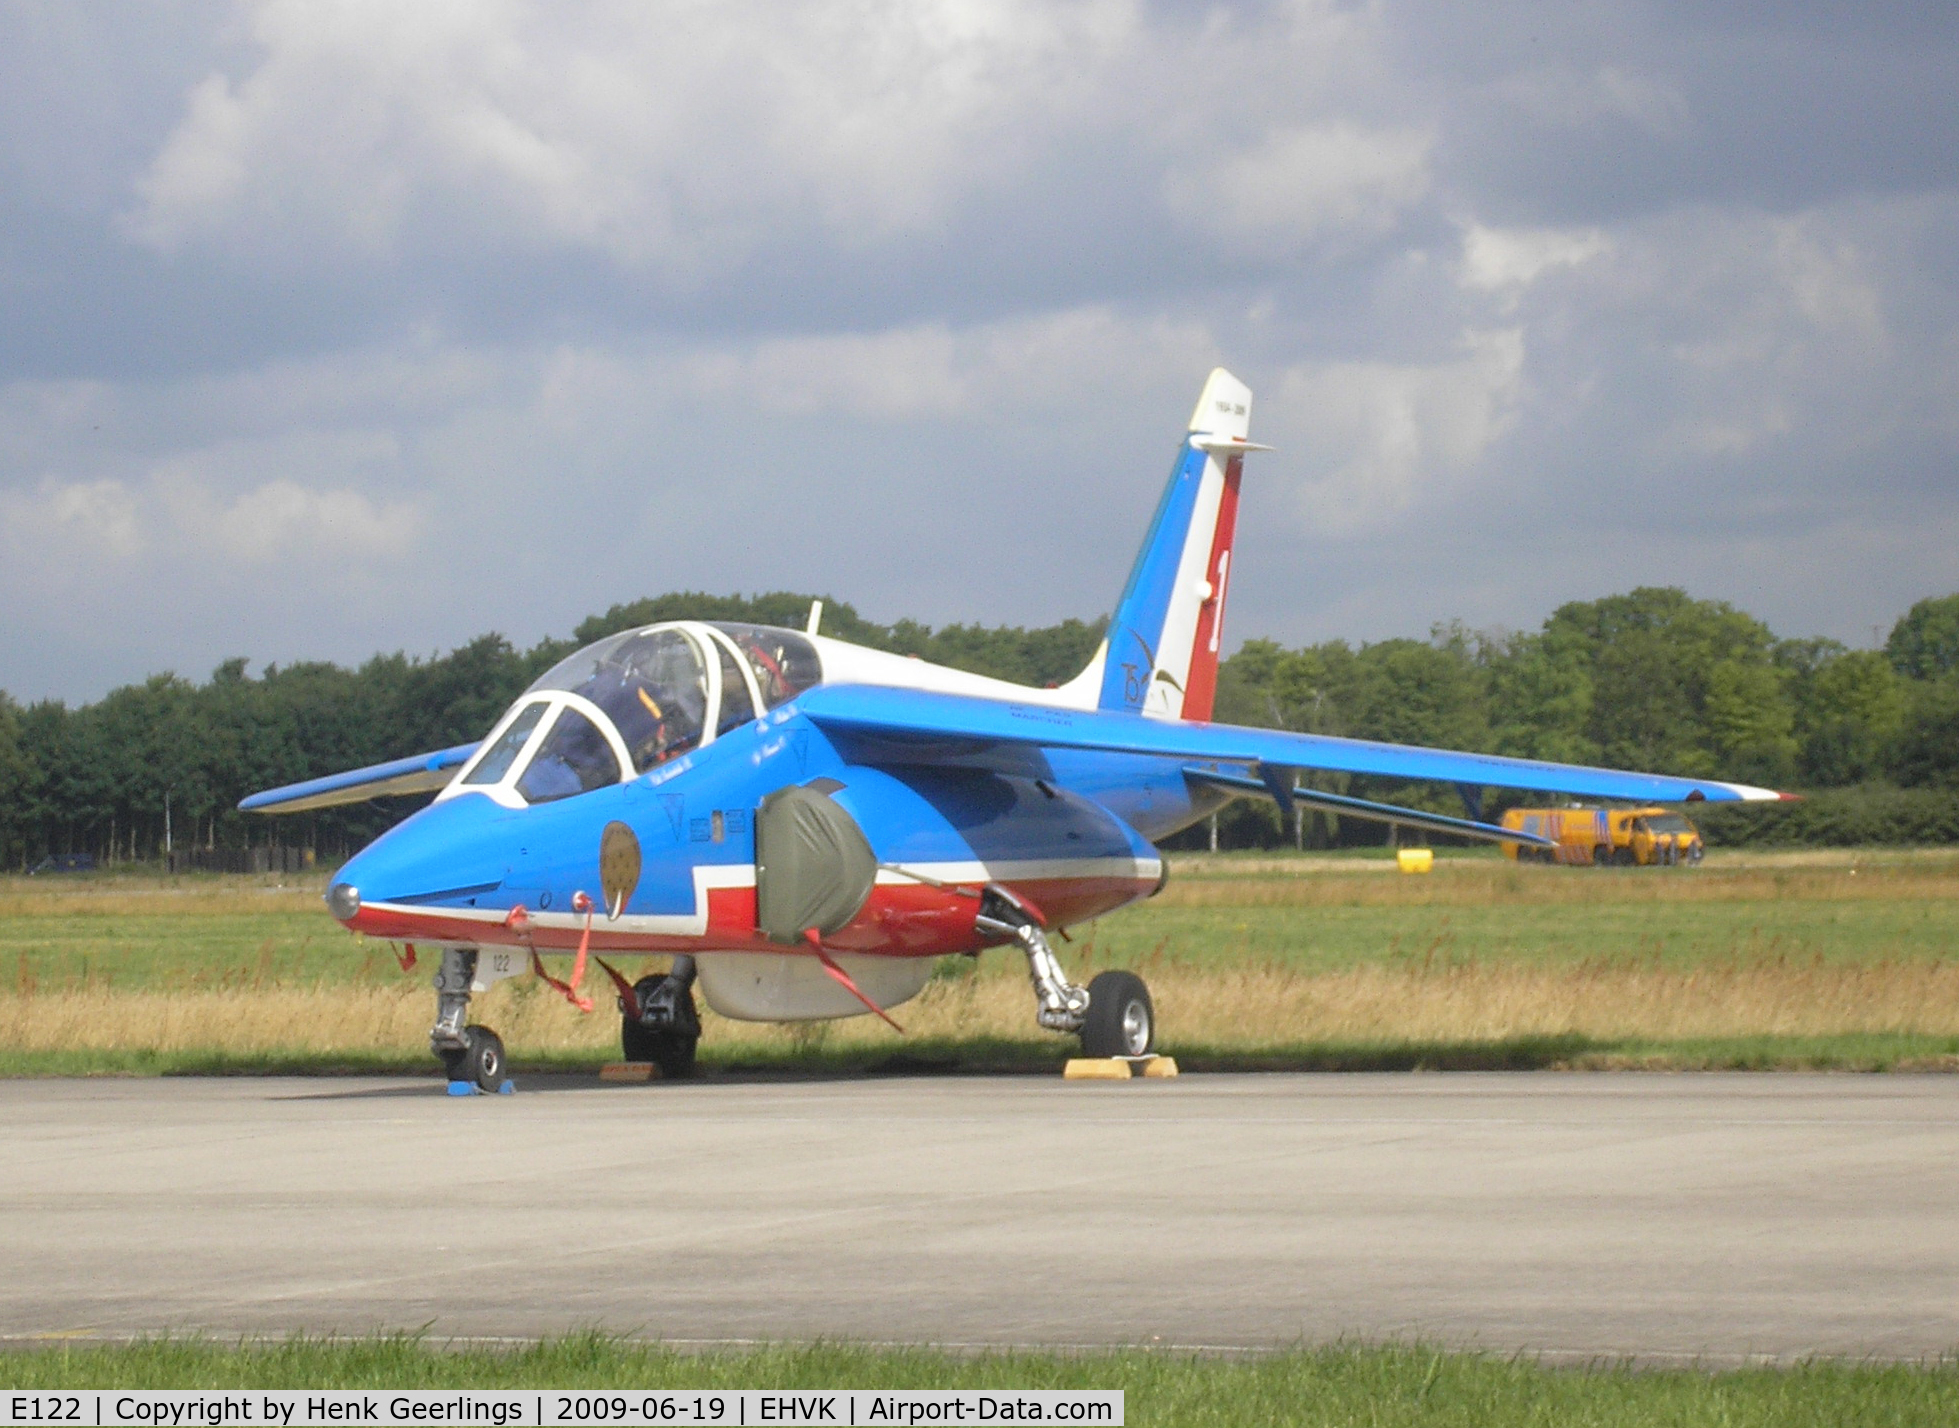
[{"left": 2, "top": 1073, "right": 1955, "bottom": 1360}]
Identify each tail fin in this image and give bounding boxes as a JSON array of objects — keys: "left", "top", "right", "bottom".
[{"left": 1074, "top": 368, "right": 1266, "bottom": 721}]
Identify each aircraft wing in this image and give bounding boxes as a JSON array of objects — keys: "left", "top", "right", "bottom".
[
  {"left": 795, "top": 684, "right": 1790, "bottom": 804},
  {"left": 238, "top": 743, "right": 479, "bottom": 814}
]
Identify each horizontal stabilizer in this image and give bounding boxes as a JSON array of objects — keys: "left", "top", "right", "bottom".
[
  {"left": 1183, "top": 766, "right": 1555, "bottom": 847},
  {"left": 797, "top": 683, "right": 1790, "bottom": 805},
  {"left": 239, "top": 743, "right": 479, "bottom": 814},
  {"left": 1191, "top": 435, "right": 1274, "bottom": 454}
]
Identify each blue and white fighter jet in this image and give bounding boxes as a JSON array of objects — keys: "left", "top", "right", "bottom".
[{"left": 243, "top": 370, "right": 1789, "bottom": 1089}]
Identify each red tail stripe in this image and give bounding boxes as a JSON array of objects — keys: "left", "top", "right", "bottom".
[{"left": 1181, "top": 453, "right": 1243, "bottom": 722}]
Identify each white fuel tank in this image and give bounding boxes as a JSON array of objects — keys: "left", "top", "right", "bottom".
[{"left": 693, "top": 950, "right": 935, "bottom": 1022}]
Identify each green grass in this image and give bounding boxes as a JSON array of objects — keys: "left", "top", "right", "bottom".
[
  {"left": 6, "top": 897, "right": 1950, "bottom": 994},
  {"left": 2, "top": 1337, "right": 1955, "bottom": 1426},
  {"left": 1087, "top": 898, "right": 1959, "bottom": 972},
  {"left": 0, "top": 880, "right": 357, "bottom": 992}
]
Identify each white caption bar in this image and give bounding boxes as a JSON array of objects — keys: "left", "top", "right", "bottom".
[{"left": 2, "top": 1393, "right": 1122, "bottom": 1428}]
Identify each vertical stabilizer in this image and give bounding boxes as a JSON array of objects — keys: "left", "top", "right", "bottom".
[{"left": 1088, "top": 368, "right": 1265, "bottom": 721}]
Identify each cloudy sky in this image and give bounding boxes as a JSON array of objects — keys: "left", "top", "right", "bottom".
[{"left": 3, "top": 0, "right": 1956, "bottom": 704}]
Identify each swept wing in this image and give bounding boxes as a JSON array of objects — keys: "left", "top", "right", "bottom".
[
  {"left": 796, "top": 684, "right": 1789, "bottom": 805},
  {"left": 239, "top": 743, "right": 480, "bottom": 814}
]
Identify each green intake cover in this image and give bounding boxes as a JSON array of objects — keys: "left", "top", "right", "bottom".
[{"left": 754, "top": 780, "right": 877, "bottom": 944}]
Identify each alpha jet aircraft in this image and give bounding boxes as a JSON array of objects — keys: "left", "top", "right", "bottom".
[{"left": 243, "top": 370, "right": 1788, "bottom": 1090}]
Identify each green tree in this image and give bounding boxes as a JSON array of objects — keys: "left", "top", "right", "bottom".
[
  {"left": 1482, "top": 628, "right": 1593, "bottom": 763},
  {"left": 1892, "top": 676, "right": 1959, "bottom": 789},
  {"left": 1886, "top": 593, "right": 1959, "bottom": 679},
  {"left": 0, "top": 693, "right": 27, "bottom": 867},
  {"left": 1540, "top": 587, "right": 1796, "bottom": 784},
  {"left": 1787, "top": 647, "right": 1909, "bottom": 785},
  {"left": 1354, "top": 630, "right": 1488, "bottom": 754}
]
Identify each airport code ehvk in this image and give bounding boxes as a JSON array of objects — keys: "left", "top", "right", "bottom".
[{"left": 3, "top": 1393, "right": 1122, "bottom": 1427}]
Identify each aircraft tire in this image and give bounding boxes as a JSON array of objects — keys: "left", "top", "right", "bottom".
[
  {"left": 623, "top": 975, "right": 700, "bottom": 1079},
  {"left": 1079, "top": 970, "right": 1154, "bottom": 1059},
  {"left": 441, "top": 1025, "right": 505, "bottom": 1092}
]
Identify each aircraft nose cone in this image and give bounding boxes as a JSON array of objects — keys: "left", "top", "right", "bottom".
[
  {"left": 326, "top": 882, "right": 361, "bottom": 922},
  {"left": 331, "top": 790, "right": 516, "bottom": 926}
]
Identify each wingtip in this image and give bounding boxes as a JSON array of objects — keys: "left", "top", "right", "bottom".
[{"left": 1687, "top": 782, "right": 1790, "bottom": 803}]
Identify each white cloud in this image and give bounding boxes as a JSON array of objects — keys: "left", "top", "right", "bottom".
[
  {"left": 163, "top": 474, "right": 419, "bottom": 565},
  {"left": 677, "top": 306, "right": 1218, "bottom": 422},
  {"left": 1488, "top": 65, "right": 1692, "bottom": 137},
  {"left": 1459, "top": 222, "right": 1610, "bottom": 300},
  {"left": 128, "top": 0, "right": 1145, "bottom": 271},
  {"left": 5, "top": 476, "right": 145, "bottom": 562},
  {"left": 123, "top": 0, "right": 1429, "bottom": 277},
  {"left": 1616, "top": 211, "right": 1898, "bottom": 459},
  {"left": 1165, "top": 123, "right": 1433, "bottom": 254},
  {"left": 2, "top": 466, "right": 421, "bottom": 578},
  {"left": 1268, "top": 329, "right": 1526, "bottom": 534}
]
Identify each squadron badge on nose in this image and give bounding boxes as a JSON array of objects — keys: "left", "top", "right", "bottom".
[{"left": 600, "top": 820, "right": 641, "bottom": 920}]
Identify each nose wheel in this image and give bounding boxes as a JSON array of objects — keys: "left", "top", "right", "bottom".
[{"left": 441, "top": 1025, "right": 507, "bottom": 1093}]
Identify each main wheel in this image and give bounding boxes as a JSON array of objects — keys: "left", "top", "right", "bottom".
[
  {"left": 1614, "top": 847, "right": 1637, "bottom": 867},
  {"left": 622, "top": 974, "right": 701, "bottom": 1079},
  {"left": 441, "top": 1025, "right": 505, "bottom": 1092},
  {"left": 1592, "top": 845, "right": 1613, "bottom": 867},
  {"left": 1079, "top": 970, "right": 1154, "bottom": 1059}
]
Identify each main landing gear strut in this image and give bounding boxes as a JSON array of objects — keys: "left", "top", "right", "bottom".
[
  {"left": 975, "top": 887, "right": 1156, "bottom": 1059},
  {"left": 430, "top": 948, "right": 510, "bottom": 1094},
  {"left": 620, "top": 954, "right": 701, "bottom": 1079}
]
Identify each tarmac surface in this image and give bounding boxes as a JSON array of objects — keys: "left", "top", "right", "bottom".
[{"left": 2, "top": 1072, "right": 1955, "bottom": 1361}]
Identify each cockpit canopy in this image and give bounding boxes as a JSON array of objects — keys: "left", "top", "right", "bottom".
[
  {"left": 530, "top": 627, "right": 711, "bottom": 773},
  {"left": 446, "top": 622, "right": 822, "bottom": 807}
]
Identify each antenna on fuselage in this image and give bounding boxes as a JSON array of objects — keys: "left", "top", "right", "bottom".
[{"left": 805, "top": 599, "right": 824, "bottom": 636}]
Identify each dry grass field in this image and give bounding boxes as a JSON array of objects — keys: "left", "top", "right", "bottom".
[{"left": 2, "top": 848, "right": 1956, "bottom": 1073}]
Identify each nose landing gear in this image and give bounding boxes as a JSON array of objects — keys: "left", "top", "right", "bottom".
[{"left": 430, "top": 947, "right": 515, "bottom": 1094}]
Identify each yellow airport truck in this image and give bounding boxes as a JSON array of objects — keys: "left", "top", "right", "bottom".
[{"left": 1500, "top": 806, "right": 1703, "bottom": 866}]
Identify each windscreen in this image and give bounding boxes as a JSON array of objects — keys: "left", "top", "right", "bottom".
[
  {"left": 516, "top": 707, "right": 622, "bottom": 804},
  {"left": 712, "top": 623, "right": 821, "bottom": 709},
  {"left": 527, "top": 628, "right": 708, "bottom": 772},
  {"left": 461, "top": 701, "right": 548, "bottom": 785},
  {"left": 1646, "top": 813, "right": 1694, "bottom": 834}
]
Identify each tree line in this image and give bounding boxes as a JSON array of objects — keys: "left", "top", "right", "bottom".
[
  {"left": 0, "top": 586, "right": 1952, "bottom": 868},
  {"left": 1206, "top": 586, "right": 1958, "bottom": 848}
]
